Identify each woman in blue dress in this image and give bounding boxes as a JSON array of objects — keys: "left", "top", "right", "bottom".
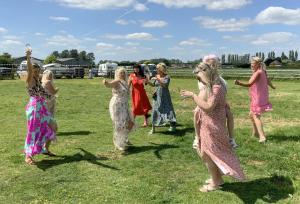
[{"left": 149, "top": 63, "right": 176, "bottom": 134}]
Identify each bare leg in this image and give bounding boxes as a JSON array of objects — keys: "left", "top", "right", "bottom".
[
  {"left": 226, "top": 107, "right": 234, "bottom": 139},
  {"left": 201, "top": 152, "right": 223, "bottom": 186},
  {"left": 249, "top": 112, "right": 259, "bottom": 138},
  {"left": 252, "top": 114, "right": 266, "bottom": 142},
  {"left": 143, "top": 114, "right": 148, "bottom": 127},
  {"left": 45, "top": 121, "right": 58, "bottom": 155}
]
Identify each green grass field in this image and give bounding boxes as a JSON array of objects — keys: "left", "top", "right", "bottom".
[{"left": 0, "top": 78, "right": 299, "bottom": 204}]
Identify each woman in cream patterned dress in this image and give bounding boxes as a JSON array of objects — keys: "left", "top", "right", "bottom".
[{"left": 103, "top": 68, "right": 135, "bottom": 151}]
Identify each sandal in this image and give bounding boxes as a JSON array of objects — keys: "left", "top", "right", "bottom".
[
  {"left": 25, "top": 157, "right": 36, "bottom": 165},
  {"left": 199, "top": 184, "right": 220, "bottom": 193},
  {"left": 205, "top": 178, "right": 224, "bottom": 186}
]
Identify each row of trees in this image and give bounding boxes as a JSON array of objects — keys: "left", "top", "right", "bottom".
[
  {"left": 0, "top": 53, "right": 13, "bottom": 64},
  {"left": 44, "top": 49, "right": 95, "bottom": 65},
  {"left": 220, "top": 50, "right": 299, "bottom": 65}
]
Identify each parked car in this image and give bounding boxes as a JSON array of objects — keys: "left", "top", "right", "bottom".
[
  {"left": 43, "top": 63, "right": 84, "bottom": 79},
  {"left": 147, "top": 64, "right": 157, "bottom": 79},
  {"left": 0, "top": 67, "right": 13, "bottom": 79}
]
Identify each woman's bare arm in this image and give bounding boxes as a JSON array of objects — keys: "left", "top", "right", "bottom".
[
  {"left": 235, "top": 71, "right": 260, "bottom": 87},
  {"left": 103, "top": 79, "right": 120, "bottom": 88},
  {"left": 25, "top": 50, "right": 33, "bottom": 84}
]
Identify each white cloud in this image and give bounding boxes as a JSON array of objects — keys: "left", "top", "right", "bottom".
[
  {"left": 115, "top": 19, "right": 129, "bottom": 25},
  {"left": 125, "top": 42, "right": 140, "bottom": 46},
  {"left": 222, "top": 34, "right": 255, "bottom": 42},
  {"left": 35, "top": 32, "right": 45, "bottom": 36},
  {"left": 84, "top": 37, "right": 97, "bottom": 41},
  {"left": 179, "top": 38, "right": 211, "bottom": 46},
  {"left": 54, "top": 0, "right": 135, "bottom": 10},
  {"left": 256, "top": 7, "right": 300, "bottom": 25},
  {"left": 251, "top": 32, "right": 296, "bottom": 45},
  {"left": 0, "top": 27, "right": 7, "bottom": 33},
  {"left": 194, "top": 16, "right": 252, "bottom": 32},
  {"left": 163, "top": 34, "right": 173, "bottom": 38},
  {"left": 46, "top": 34, "right": 81, "bottom": 46},
  {"left": 96, "top": 42, "right": 114, "bottom": 49},
  {"left": 134, "top": 3, "right": 148, "bottom": 11},
  {"left": 104, "top": 32, "right": 154, "bottom": 40},
  {"left": 141, "top": 20, "right": 168, "bottom": 28},
  {"left": 3, "top": 35, "right": 22, "bottom": 40},
  {"left": 148, "top": 0, "right": 251, "bottom": 10},
  {"left": 49, "top": 16, "right": 70, "bottom": 21},
  {"left": 1, "top": 40, "right": 22, "bottom": 45},
  {"left": 127, "top": 32, "right": 154, "bottom": 40}
]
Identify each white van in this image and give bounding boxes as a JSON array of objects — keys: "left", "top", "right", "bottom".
[
  {"left": 98, "top": 62, "right": 118, "bottom": 77},
  {"left": 17, "top": 60, "right": 43, "bottom": 78}
]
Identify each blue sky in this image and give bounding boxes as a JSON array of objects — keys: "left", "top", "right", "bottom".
[{"left": 0, "top": 0, "right": 299, "bottom": 62}]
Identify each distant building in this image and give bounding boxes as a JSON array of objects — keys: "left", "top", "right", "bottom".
[
  {"left": 14, "top": 56, "right": 43, "bottom": 65},
  {"left": 270, "top": 60, "right": 282, "bottom": 67}
]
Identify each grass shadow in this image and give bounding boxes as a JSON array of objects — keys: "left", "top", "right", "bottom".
[
  {"left": 126, "top": 142, "right": 179, "bottom": 159},
  {"left": 57, "top": 131, "right": 92, "bottom": 136},
  {"left": 268, "top": 134, "right": 300, "bottom": 142},
  {"left": 36, "top": 148, "right": 119, "bottom": 171},
  {"left": 159, "top": 127, "right": 194, "bottom": 137},
  {"left": 221, "top": 175, "right": 295, "bottom": 204}
]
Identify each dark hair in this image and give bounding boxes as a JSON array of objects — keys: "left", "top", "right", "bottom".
[{"left": 133, "top": 64, "right": 145, "bottom": 78}]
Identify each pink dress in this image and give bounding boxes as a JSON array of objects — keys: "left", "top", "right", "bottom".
[
  {"left": 196, "top": 85, "right": 245, "bottom": 181},
  {"left": 249, "top": 70, "right": 272, "bottom": 115}
]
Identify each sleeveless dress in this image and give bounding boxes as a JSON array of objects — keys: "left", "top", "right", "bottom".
[
  {"left": 24, "top": 78, "right": 56, "bottom": 157},
  {"left": 109, "top": 81, "right": 134, "bottom": 150},
  {"left": 130, "top": 73, "right": 152, "bottom": 116},
  {"left": 198, "top": 85, "right": 245, "bottom": 180},
  {"left": 249, "top": 70, "right": 272, "bottom": 115}
]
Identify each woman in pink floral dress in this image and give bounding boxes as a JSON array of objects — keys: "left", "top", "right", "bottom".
[
  {"left": 181, "top": 63, "right": 245, "bottom": 192},
  {"left": 235, "top": 57, "right": 275, "bottom": 142}
]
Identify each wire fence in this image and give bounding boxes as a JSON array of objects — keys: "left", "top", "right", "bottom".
[{"left": 1, "top": 64, "right": 300, "bottom": 80}]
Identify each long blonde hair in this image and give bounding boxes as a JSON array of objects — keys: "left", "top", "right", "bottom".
[
  {"left": 114, "top": 67, "right": 127, "bottom": 81},
  {"left": 251, "top": 56, "right": 266, "bottom": 71},
  {"left": 156, "top": 62, "right": 167, "bottom": 75},
  {"left": 42, "top": 70, "right": 54, "bottom": 85},
  {"left": 197, "top": 62, "right": 223, "bottom": 100}
]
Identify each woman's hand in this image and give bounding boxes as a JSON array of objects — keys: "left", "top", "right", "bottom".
[
  {"left": 26, "top": 50, "right": 32, "bottom": 59},
  {"left": 180, "top": 90, "right": 194, "bottom": 98},
  {"left": 234, "top": 80, "right": 240, "bottom": 85}
]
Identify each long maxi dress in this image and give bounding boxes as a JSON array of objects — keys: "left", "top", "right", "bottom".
[
  {"left": 109, "top": 80, "right": 134, "bottom": 150},
  {"left": 130, "top": 73, "right": 152, "bottom": 116},
  {"left": 151, "top": 75, "right": 176, "bottom": 126},
  {"left": 196, "top": 85, "right": 245, "bottom": 180},
  {"left": 24, "top": 78, "right": 56, "bottom": 157}
]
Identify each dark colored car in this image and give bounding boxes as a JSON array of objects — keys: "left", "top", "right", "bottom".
[{"left": 0, "top": 67, "right": 14, "bottom": 79}]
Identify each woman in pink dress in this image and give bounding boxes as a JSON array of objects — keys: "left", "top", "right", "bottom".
[
  {"left": 181, "top": 63, "right": 245, "bottom": 192},
  {"left": 235, "top": 57, "right": 275, "bottom": 142}
]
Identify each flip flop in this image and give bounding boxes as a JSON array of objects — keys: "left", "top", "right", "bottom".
[
  {"left": 199, "top": 184, "right": 220, "bottom": 193},
  {"left": 205, "top": 178, "right": 224, "bottom": 186}
]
